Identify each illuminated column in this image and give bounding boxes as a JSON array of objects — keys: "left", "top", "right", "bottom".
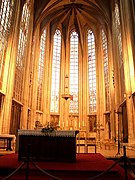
[
  {"left": 120, "top": 0, "right": 135, "bottom": 143},
  {"left": 62, "top": 75, "right": 72, "bottom": 129}
]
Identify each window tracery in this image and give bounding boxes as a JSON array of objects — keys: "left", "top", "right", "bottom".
[
  {"left": 50, "top": 29, "right": 61, "bottom": 113},
  {"left": 0, "top": 0, "right": 15, "bottom": 88},
  {"left": 69, "top": 30, "right": 79, "bottom": 113},
  {"left": 102, "top": 29, "right": 110, "bottom": 111},
  {"left": 36, "top": 29, "right": 46, "bottom": 110},
  {"left": 13, "top": 0, "right": 31, "bottom": 101},
  {"left": 88, "top": 29, "right": 96, "bottom": 113},
  {"left": 114, "top": 0, "right": 125, "bottom": 100}
]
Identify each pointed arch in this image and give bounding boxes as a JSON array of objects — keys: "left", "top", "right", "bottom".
[
  {"left": 13, "top": 0, "right": 31, "bottom": 101},
  {"left": 101, "top": 29, "right": 110, "bottom": 111},
  {"left": 36, "top": 29, "right": 46, "bottom": 111},
  {"left": 50, "top": 29, "right": 61, "bottom": 113},
  {"left": 87, "top": 29, "right": 96, "bottom": 113},
  {"left": 69, "top": 30, "right": 79, "bottom": 113}
]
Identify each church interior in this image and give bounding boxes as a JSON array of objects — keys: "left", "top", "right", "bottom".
[{"left": 0, "top": 0, "right": 135, "bottom": 155}]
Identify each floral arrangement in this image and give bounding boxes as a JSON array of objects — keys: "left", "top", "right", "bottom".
[{"left": 41, "top": 121, "right": 59, "bottom": 133}]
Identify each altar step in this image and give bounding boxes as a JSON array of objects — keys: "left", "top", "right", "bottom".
[
  {"left": 0, "top": 168, "right": 125, "bottom": 180},
  {"left": 0, "top": 153, "right": 134, "bottom": 180},
  {"left": 107, "top": 156, "right": 135, "bottom": 178}
]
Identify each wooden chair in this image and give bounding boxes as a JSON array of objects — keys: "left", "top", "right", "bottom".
[{"left": 86, "top": 137, "right": 96, "bottom": 153}]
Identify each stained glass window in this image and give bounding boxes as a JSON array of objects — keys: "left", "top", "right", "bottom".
[
  {"left": 50, "top": 29, "right": 61, "bottom": 113},
  {"left": 0, "top": 0, "right": 15, "bottom": 88},
  {"left": 114, "top": 0, "right": 125, "bottom": 100},
  {"left": 70, "top": 30, "right": 79, "bottom": 113},
  {"left": 36, "top": 29, "right": 46, "bottom": 110},
  {"left": 13, "top": 0, "right": 31, "bottom": 101},
  {"left": 88, "top": 29, "right": 96, "bottom": 112},
  {"left": 102, "top": 29, "right": 110, "bottom": 111}
]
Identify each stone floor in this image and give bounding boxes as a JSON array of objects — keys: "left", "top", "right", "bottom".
[
  {"left": 77, "top": 144, "right": 135, "bottom": 158},
  {"left": 98, "top": 147, "right": 135, "bottom": 158}
]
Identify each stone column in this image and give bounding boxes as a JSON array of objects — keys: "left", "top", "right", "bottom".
[
  {"left": 20, "top": 0, "right": 34, "bottom": 129},
  {"left": 0, "top": 0, "right": 21, "bottom": 134},
  {"left": 120, "top": 0, "right": 135, "bottom": 144}
]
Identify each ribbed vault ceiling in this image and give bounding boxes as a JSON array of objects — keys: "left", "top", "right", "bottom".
[{"left": 34, "top": 0, "right": 111, "bottom": 32}]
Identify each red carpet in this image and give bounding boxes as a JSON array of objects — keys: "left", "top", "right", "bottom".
[{"left": 0, "top": 153, "right": 134, "bottom": 180}]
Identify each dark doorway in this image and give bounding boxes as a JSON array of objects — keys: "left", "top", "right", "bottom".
[{"left": 10, "top": 100, "right": 22, "bottom": 135}]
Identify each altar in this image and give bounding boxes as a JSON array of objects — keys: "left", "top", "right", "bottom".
[{"left": 17, "top": 130, "right": 79, "bottom": 162}]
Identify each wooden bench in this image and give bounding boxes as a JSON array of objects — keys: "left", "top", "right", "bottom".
[
  {"left": 0, "top": 134, "right": 16, "bottom": 151},
  {"left": 76, "top": 132, "right": 96, "bottom": 153},
  {"left": 86, "top": 137, "right": 96, "bottom": 153}
]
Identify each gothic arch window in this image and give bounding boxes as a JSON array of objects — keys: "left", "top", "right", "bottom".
[
  {"left": 50, "top": 29, "right": 61, "bottom": 113},
  {"left": 69, "top": 30, "right": 79, "bottom": 113},
  {"left": 0, "top": 0, "right": 15, "bottom": 88},
  {"left": 88, "top": 29, "right": 96, "bottom": 113},
  {"left": 36, "top": 29, "right": 46, "bottom": 111},
  {"left": 13, "top": 0, "right": 31, "bottom": 101},
  {"left": 102, "top": 29, "right": 110, "bottom": 111},
  {"left": 114, "top": 0, "right": 125, "bottom": 100}
]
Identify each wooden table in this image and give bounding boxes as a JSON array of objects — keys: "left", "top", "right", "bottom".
[
  {"left": 0, "top": 134, "right": 15, "bottom": 151},
  {"left": 17, "top": 130, "right": 79, "bottom": 162}
]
